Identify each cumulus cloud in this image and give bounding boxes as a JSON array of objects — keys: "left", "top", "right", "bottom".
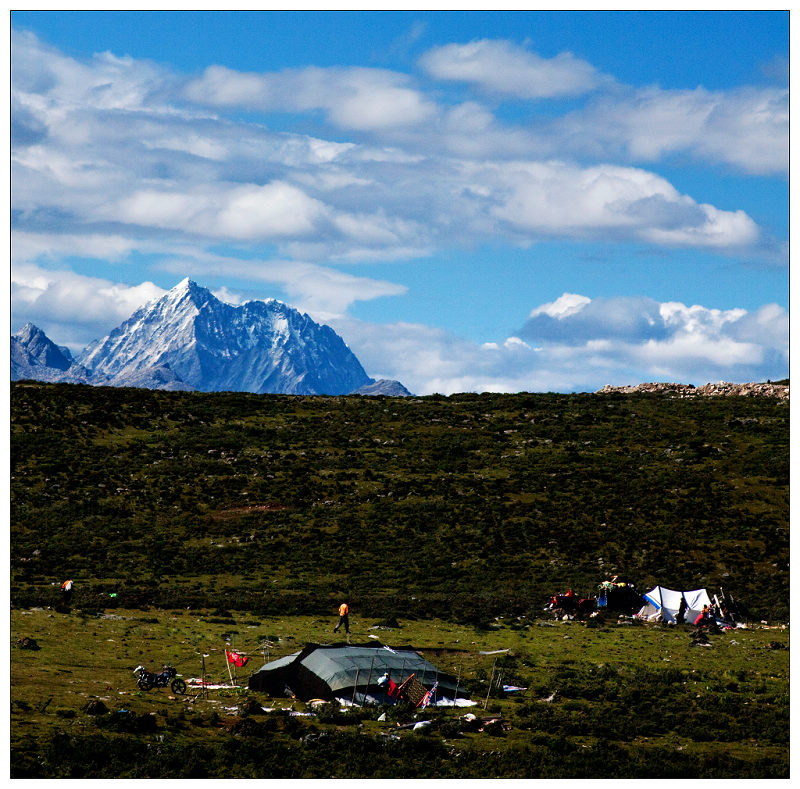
[
  {"left": 419, "top": 38, "right": 603, "bottom": 99},
  {"left": 327, "top": 291, "right": 787, "bottom": 396},
  {"left": 528, "top": 293, "right": 591, "bottom": 320},
  {"left": 475, "top": 160, "right": 761, "bottom": 251},
  {"left": 522, "top": 295, "right": 667, "bottom": 343},
  {"left": 513, "top": 293, "right": 787, "bottom": 388}
]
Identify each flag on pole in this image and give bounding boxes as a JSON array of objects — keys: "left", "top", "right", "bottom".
[
  {"left": 226, "top": 649, "right": 249, "bottom": 667},
  {"left": 419, "top": 681, "right": 438, "bottom": 709}
]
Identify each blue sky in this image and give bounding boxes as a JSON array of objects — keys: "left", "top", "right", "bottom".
[{"left": 11, "top": 10, "right": 788, "bottom": 394}]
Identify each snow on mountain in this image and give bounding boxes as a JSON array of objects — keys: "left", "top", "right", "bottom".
[
  {"left": 13, "top": 323, "right": 73, "bottom": 371},
  {"left": 11, "top": 323, "right": 94, "bottom": 384},
  {"left": 77, "top": 279, "right": 374, "bottom": 395}
]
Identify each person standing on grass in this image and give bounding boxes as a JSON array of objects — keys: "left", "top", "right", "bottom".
[
  {"left": 61, "top": 579, "right": 73, "bottom": 605},
  {"left": 334, "top": 601, "right": 350, "bottom": 634}
]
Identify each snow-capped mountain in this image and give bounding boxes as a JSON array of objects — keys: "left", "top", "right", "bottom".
[
  {"left": 12, "top": 279, "right": 412, "bottom": 395},
  {"left": 77, "top": 278, "right": 374, "bottom": 395},
  {"left": 11, "top": 323, "right": 93, "bottom": 384}
]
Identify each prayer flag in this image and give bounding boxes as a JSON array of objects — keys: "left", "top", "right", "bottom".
[{"left": 419, "top": 681, "right": 438, "bottom": 709}]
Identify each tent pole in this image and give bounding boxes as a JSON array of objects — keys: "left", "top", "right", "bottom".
[
  {"left": 364, "top": 656, "right": 376, "bottom": 706},
  {"left": 351, "top": 668, "right": 360, "bottom": 706},
  {"left": 484, "top": 658, "right": 497, "bottom": 710},
  {"left": 225, "top": 649, "right": 234, "bottom": 686},
  {"left": 453, "top": 664, "right": 461, "bottom": 707}
]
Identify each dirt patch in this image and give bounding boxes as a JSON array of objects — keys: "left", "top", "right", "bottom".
[{"left": 210, "top": 504, "right": 289, "bottom": 521}]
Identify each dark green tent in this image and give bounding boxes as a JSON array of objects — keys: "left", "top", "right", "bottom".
[{"left": 248, "top": 642, "right": 459, "bottom": 704}]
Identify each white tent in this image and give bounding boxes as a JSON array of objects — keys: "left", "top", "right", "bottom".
[{"left": 636, "top": 586, "right": 711, "bottom": 624}]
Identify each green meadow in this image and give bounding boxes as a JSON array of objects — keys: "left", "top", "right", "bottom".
[
  {"left": 10, "top": 382, "right": 789, "bottom": 777},
  {"left": 11, "top": 607, "right": 788, "bottom": 778}
]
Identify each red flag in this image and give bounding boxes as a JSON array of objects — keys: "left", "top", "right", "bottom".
[{"left": 226, "top": 650, "right": 249, "bottom": 667}]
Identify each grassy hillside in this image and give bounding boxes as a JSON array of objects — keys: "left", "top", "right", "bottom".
[
  {"left": 11, "top": 381, "right": 788, "bottom": 620},
  {"left": 10, "top": 381, "right": 790, "bottom": 778}
]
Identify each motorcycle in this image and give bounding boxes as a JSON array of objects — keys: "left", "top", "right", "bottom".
[{"left": 133, "top": 664, "right": 187, "bottom": 695}]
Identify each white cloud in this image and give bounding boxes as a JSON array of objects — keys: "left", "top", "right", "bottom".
[
  {"left": 217, "top": 183, "right": 327, "bottom": 239},
  {"left": 529, "top": 293, "right": 591, "bottom": 319},
  {"left": 325, "top": 293, "right": 787, "bottom": 395},
  {"left": 516, "top": 293, "right": 787, "bottom": 387},
  {"left": 111, "top": 181, "right": 329, "bottom": 240},
  {"left": 555, "top": 85, "right": 788, "bottom": 175},
  {"left": 480, "top": 160, "right": 761, "bottom": 251},
  {"left": 419, "top": 39, "right": 603, "bottom": 99},
  {"left": 11, "top": 30, "right": 168, "bottom": 114},
  {"left": 329, "top": 290, "right": 787, "bottom": 396},
  {"left": 11, "top": 30, "right": 777, "bottom": 264},
  {"left": 184, "top": 64, "right": 437, "bottom": 132},
  {"left": 12, "top": 230, "right": 138, "bottom": 263},
  {"left": 296, "top": 153, "right": 766, "bottom": 257}
]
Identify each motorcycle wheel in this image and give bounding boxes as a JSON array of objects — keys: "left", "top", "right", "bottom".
[
  {"left": 171, "top": 678, "right": 187, "bottom": 695},
  {"left": 138, "top": 676, "right": 153, "bottom": 691}
]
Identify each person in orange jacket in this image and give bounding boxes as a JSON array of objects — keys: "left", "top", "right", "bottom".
[{"left": 334, "top": 601, "right": 350, "bottom": 634}]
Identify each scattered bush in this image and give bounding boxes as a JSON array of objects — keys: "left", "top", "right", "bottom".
[
  {"left": 95, "top": 709, "right": 157, "bottom": 733},
  {"left": 84, "top": 700, "right": 108, "bottom": 715}
]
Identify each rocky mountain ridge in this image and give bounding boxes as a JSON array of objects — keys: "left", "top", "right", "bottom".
[{"left": 596, "top": 381, "right": 789, "bottom": 400}]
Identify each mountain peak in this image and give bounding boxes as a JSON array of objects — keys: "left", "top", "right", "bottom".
[
  {"left": 171, "top": 277, "right": 202, "bottom": 294},
  {"left": 78, "top": 280, "right": 374, "bottom": 395},
  {"left": 12, "top": 322, "right": 78, "bottom": 378},
  {"left": 162, "top": 277, "right": 210, "bottom": 305},
  {"left": 14, "top": 322, "right": 45, "bottom": 343}
]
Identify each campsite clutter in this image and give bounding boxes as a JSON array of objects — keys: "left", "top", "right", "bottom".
[
  {"left": 110, "top": 578, "right": 748, "bottom": 738},
  {"left": 126, "top": 578, "right": 745, "bottom": 710},
  {"left": 634, "top": 586, "right": 741, "bottom": 629},
  {"left": 248, "top": 642, "right": 466, "bottom": 709},
  {"left": 134, "top": 663, "right": 187, "bottom": 695},
  {"left": 545, "top": 577, "right": 745, "bottom": 630},
  {"left": 546, "top": 577, "right": 641, "bottom": 618}
]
